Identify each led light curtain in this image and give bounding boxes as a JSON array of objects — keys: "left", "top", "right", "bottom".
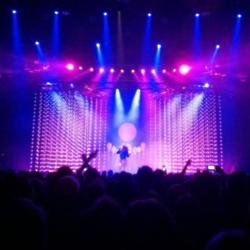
[
  {"left": 30, "top": 91, "right": 108, "bottom": 172},
  {"left": 145, "top": 92, "right": 223, "bottom": 173},
  {"left": 30, "top": 90, "right": 223, "bottom": 173}
]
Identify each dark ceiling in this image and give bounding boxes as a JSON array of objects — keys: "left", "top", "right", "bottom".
[{"left": 0, "top": 0, "right": 249, "bottom": 83}]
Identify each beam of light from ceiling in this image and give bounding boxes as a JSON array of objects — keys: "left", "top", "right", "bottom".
[
  {"left": 52, "top": 10, "right": 60, "bottom": 58},
  {"left": 193, "top": 13, "right": 201, "bottom": 59}
]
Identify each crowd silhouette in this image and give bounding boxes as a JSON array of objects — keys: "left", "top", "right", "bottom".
[{"left": 0, "top": 155, "right": 250, "bottom": 250}]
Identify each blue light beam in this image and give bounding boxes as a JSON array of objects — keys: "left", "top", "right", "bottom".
[
  {"left": 193, "top": 13, "right": 201, "bottom": 58},
  {"left": 231, "top": 14, "right": 242, "bottom": 58},
  {"left": 35, "top": 41, "right": 46, "bottom": 62},
  {"left": 154, "top": 44, "right": 162, "bottom": 69},
  {"left": 102, "top": 12, "right": 111, "bottom": 65},
  {"left": 52, "top": 10, "right": 60, "bottom": 58},
  {"left": 115, "top": 89, "right": 125, "bottom": 126},
  {"left": 128, "top": 89, "right": 141, "bottom": 122},
  {"left": 11, "top": 9, "right": 23, "bottom": 66},
  {"left": 141, "top": 13, "right": 152, "bottom": 64},
  {"left": 96, "top": 43, "right": 104, "bottom": 66},
  {"left": 210, "top": 44, "right": 220, "bottom": 65}
]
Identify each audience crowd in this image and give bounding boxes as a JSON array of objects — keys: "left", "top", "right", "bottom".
[{"left": 1, "top": 159, "right": 250, "bottom": 250}]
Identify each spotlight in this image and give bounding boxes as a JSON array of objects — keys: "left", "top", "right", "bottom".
[
  {"left": 237, "top": 14, "right": 242, "bottom": 18},
  {"left": 131, "top": 69, "right": 135, "bottom": 74},
  {"left": 96, "top": 43, "right": 101, "bottom": 48},
  {"left": 120, "top": 69, "right": 125, "bottom": 73},
  {"left": 103, "top": 12, "right": 108, "bottom": 16},
  {"left": 216, "top": 44, "right": 220, "bottom": 49},
  {"left": 70, "top": 83, "right": 74, "bottom": 88},
  {"left": 65, "top": 63, "right": 75, "bottom": 71},
  {"left": 89, "top": 67, "right": 94, "bottom": 72},
  {"left": 151, "top": 69, "right": 156, "bottom": 74},
  {"left": 157, "top": 44, "right": 162, "bottom": 49},
  {"left": 147, "top": 13, "right": 152, "bottom": 17},
  {"left": 99, "top": 67, "right": 105, "bottom": 73},
  {"left": 35, "top": 41, "right": 40, "bottom": 46},
  {"left": 12, "top": 10, "right": 17, "bottom": 14},
  {"left": 54, "top": 10, "right": 59, "bottom": 15},
  {"left": 110, "top": 68, "right": 115, "bottom": 73},
  {"left": 43, "top": 65, "right": 49, "bottom": 71},
  {"left": 45, "top": 82, "right": 53, "bottom": 86},
  {"left": 195, "top": 13, "right": 200, "bottom": 17},
  {"left": 173, "top": 68, "right": 177, "bottom": 73},
  {"left": 162, "top": 69, "right": 166, "bottom": 74},
  {"left": 179, "top": 64, "right": 191, "bottom": 75},
  {"left": 203, "top": 82, "right": 210, "bottom": 88},
  {"left": 65, "top": 63, "right": 74, "bottom": 71},
  {"left": 79, "top": 66, "right": 83, "bottom": 70},
  {"left": 140, "top": 69, "right": 146, "bottom": 74}
]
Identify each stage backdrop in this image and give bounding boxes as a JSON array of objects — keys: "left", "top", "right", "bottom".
[{"left": 30, "top": 89, "right": 223, "bottom": 173}]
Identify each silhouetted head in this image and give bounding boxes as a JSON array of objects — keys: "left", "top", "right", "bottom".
[{"left": 205, "top": 230, "right": 250, "bottom": 250}]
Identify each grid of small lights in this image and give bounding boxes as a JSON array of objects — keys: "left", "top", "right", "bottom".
[
  {"left": 30, "top": 89, "right": 223, "bottom": 173},
  {"left": 30, "top": 90, "right": 108, "bottom": 172},
  {"left": 145, "top": 93, "right": 223, "bottom": 173}
]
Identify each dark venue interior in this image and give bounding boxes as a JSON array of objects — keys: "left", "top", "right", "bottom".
[{"left": 1, "top": 0, "right": 250, "bottom": 249}]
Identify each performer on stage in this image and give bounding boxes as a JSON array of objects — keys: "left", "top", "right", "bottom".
[{"left": 117, "top": 145, "right": 130, "bottom": 171}]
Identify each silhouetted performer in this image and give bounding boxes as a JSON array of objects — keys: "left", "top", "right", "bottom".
[{"left": 117, "top": 145, "right": 130, "bottom": 171}]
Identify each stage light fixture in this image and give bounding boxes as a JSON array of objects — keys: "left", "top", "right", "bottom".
[
  {"left": 35, "top": 41, "right": 40, "bottom": 46},
  {"left": 237, "top": 14, "right": 242, "bottom": 18},
  {"left": 147, "top": 13, "right": 152, "bottom": 17},
  {"left": 179, "top": 64, "right": 191, "bottom": 75},
  {"left": 195, "top": 13, "right": 200, "bottom": 17},
  {"left": 151, "top": 69, "right": 156, "bottom": 74},
  {"left": 216, "top": 44, "right": 220, "bottom": 49},
  {"left": 54, "top": 10, "right": 59, "bottom": 15},
  {"left": 12, "top": 10, "right": 17, "bottom": 14},
  {"left": 203, "top": 82, "right": 210, "bottom": 88},
  {"left": 110, "top": 68, "right": 115, "bottom": 73},
  {"left": 96, "top": 43, "right": 101, "bottom": 48},
  {"left": 79, "top": 66, "right": 83, "bottom": 70},
  {"left": 141, "top": 69, "right": 146, "bottom": 74},
  {"left": 103, "top": 12, "right": 108, "bottom": 16},
  {"left": 157, "top": 44, "right": 162, "bottom": 49},
  {"left": 120, "top": 69, "right": 124, "bottom": 73},
  {"left": 89, "top": 67, "right": 94, "bottom": 72},
  {"left": 99, "top": 67, "right": 105, "bottom": 73},
  {"left": 131, "top": 69, "right": 135, "bottom": 74},
  {"left": 162, "top": 69, "right": 167, "bottom": 74},
  {"left": 66, "top": 63, "right": 75, "bottom": 71}
]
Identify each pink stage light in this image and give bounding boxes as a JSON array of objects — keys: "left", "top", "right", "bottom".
[
  {"left": 118, "top": 122, "right": 137, "bottom": 142},
  {"left": 79, "top": 66, "right": 83, "bottom": 70},
  {"left": 141, "top": 69, "right": 146, "bottom": 74},
  {"left": 179, "top": 64, "right": 191, "bottom": 75},
  {"left": 99, "top": 67, "right": 105, "bottom": 73},
  {"left": 110, "top": 68, "right": 115, "bottom": 73},
  {"left": 162, "top": 69, "right": 167, "bottom": 74},
  {"left": 66, "top": 63, "right": 75, "bottom": 71},
  {"left": 89, "top": 67, "right": 94, "bottom": 72},
  {"left": 120, "top": 69, "right": 125, "bottom": 73},
  {"left": 151, "top": 69, "right": 156, "bottom": 74},
  {"left": 131, "top": 69, "right": 135, "bottom": 74}
]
